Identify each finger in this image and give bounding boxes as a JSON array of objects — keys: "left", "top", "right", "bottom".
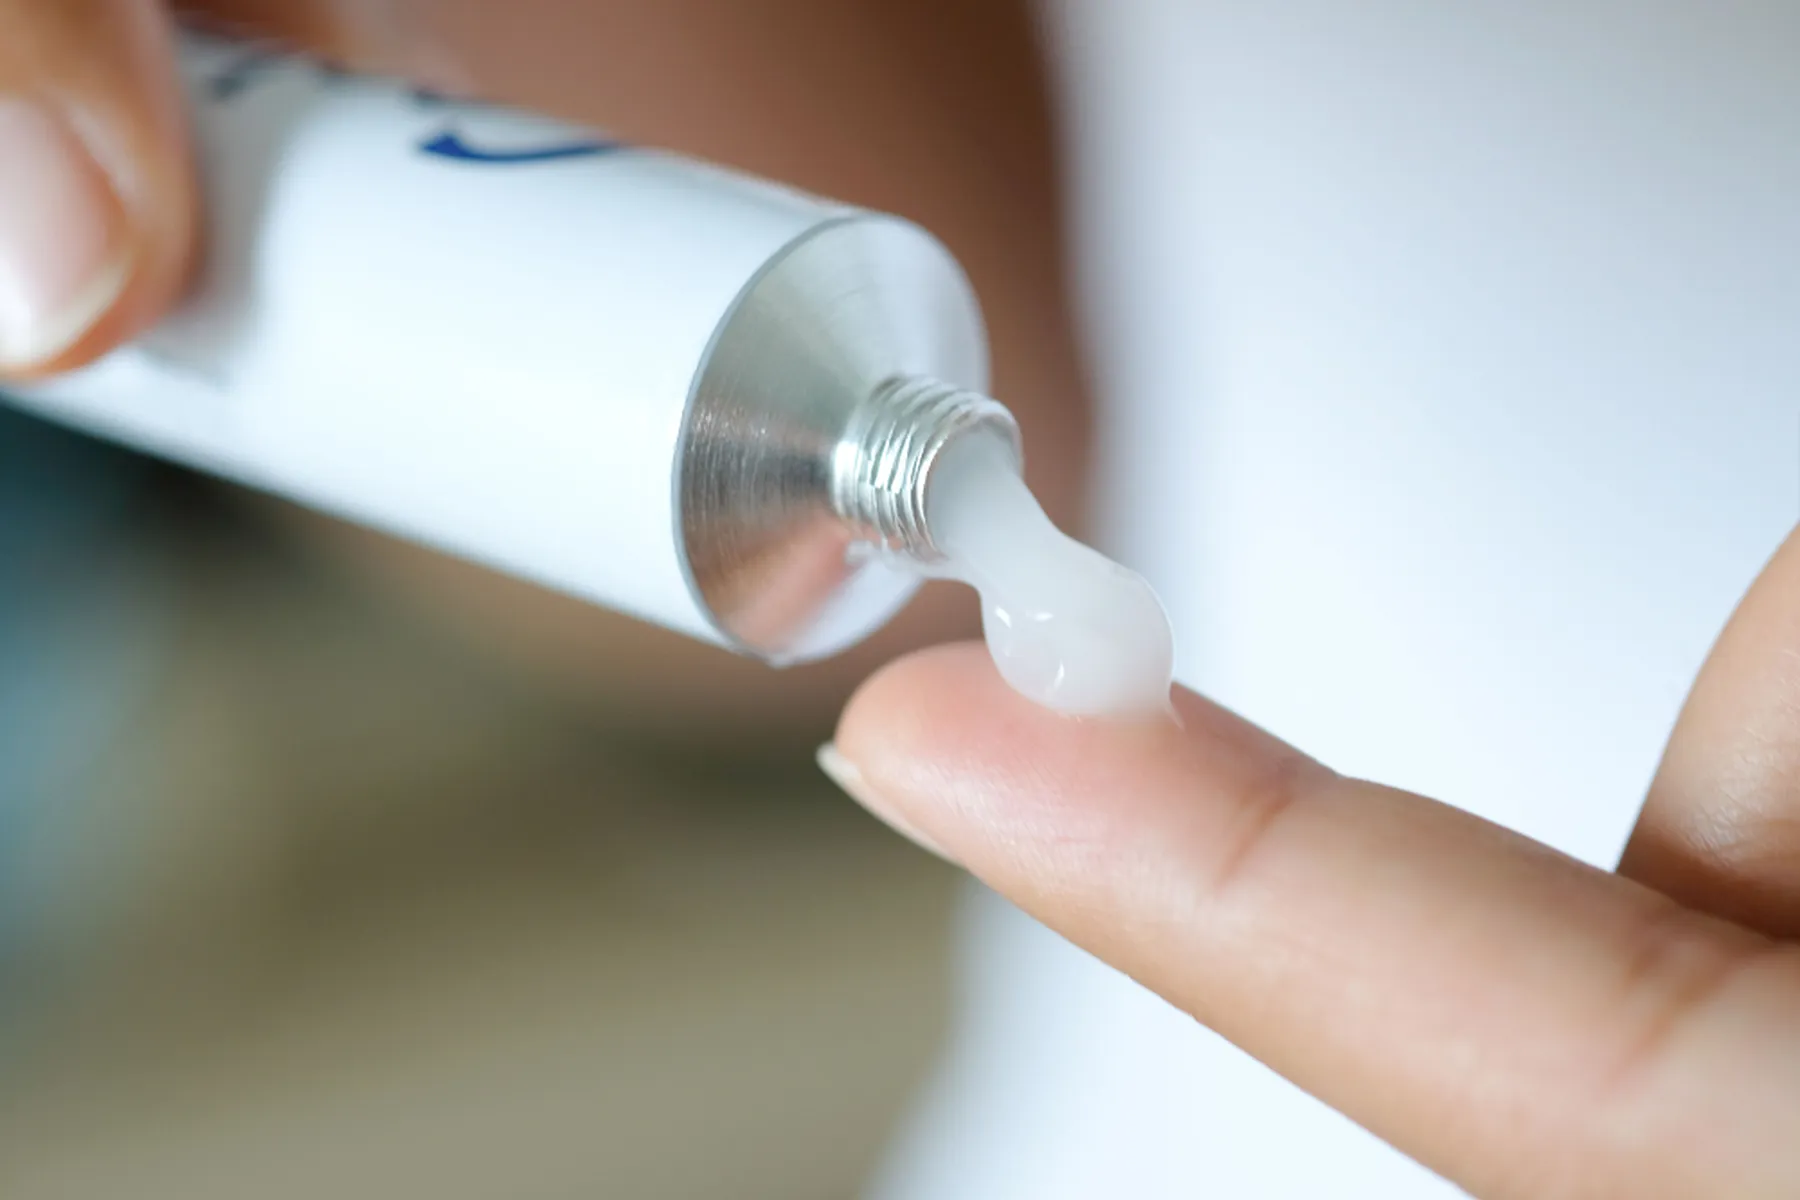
[
  {"left": 0, "top": 0, "right": 195, "bottom": 375},
  {"left": 1622, "top": 523, "right": 1800, "bottom": 938},
  {"left": 830, "top": 644, "right": 1800, "bottom": 1200}
]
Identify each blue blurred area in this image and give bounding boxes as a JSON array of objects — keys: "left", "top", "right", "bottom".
[{"left": 0, "top": 405, "right": 160, "bottom": 985}]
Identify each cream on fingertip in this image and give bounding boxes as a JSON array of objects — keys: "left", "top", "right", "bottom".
[{"left": 924, "top": 432, "right": 1178, "bottom": 722}]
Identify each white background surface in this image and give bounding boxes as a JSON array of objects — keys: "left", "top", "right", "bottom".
[{"left": 880, "top": 2, "right": 1800, "bottom": 1195}]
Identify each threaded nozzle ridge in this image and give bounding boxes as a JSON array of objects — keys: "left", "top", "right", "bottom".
[{"left": 831, "top": 376, "right": 1020, "bottom": 561}]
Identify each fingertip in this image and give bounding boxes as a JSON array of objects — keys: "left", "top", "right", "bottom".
[
  {"left": 835, "top": 640, "right": 1000, "bottom": 765},
  {"left": 831, "top": 641, "right": 1238, "bottom": 883},
  {"left": 0, "top": 0, "right": 198, "bottom": 376},
  {"left": 62, "top": 0, "right": 200, "bottom": 367},
  {"left": 0, "top": 94, "right": 136, "bottom": 374},
  {"left": 833, "top": 641, "right": 1075, "bottom": 883},
  {"left": 834, "top": 640, "right": 1118, "bottom": 804},
  {"left": 835, "top": 638, "right": 1286, "bottom": 800}
]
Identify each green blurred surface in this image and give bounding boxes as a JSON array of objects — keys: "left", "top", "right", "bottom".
[{"left": 0, "top": 481, "right": 958, "bottom": 1200}]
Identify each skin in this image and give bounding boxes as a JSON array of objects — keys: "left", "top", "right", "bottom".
[
  {"left": 11, "top": 1, "right": 1799, "bottom": 1192},
  {"left": 830, "top": 523, "right": 1800, "bottom": 1197}
]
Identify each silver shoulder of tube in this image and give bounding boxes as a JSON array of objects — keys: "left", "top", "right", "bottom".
[{"left": 674, "top": 212, "right": 1007, "bottom": 665}]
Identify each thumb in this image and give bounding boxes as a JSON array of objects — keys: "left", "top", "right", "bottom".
[{"left": 0, "top": 0, "right": 196, "bottom": 376}]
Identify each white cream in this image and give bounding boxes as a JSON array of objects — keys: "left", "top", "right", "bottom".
[{"left": 924, "top": 432, "right": 1176, "bottom": 719}]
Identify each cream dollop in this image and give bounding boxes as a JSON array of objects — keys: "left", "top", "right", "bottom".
[{"left": 924, "top": 432, "right": 1175, "bottom": 719}]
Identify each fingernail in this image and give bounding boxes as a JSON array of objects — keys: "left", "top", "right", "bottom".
[
  {"left": 0, "top": 98, "right": 132, "bottom": 370},
  {"left": 817, "top": 743, "right": 956, "bottom": 864}
]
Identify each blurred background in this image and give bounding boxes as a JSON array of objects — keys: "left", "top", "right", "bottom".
[{"left": 0, "top": 404, "right": 962, "bottom": 1199}]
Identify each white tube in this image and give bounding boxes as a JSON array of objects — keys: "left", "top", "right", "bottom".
[{"left": 4, "top": 36, "right": 995, "bottom": 660}]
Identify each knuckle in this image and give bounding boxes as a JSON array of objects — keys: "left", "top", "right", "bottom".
[
  {"left": 1596, "top": 904, "right": 1788, "bottom": 1104},
  {"left": 1203, "top": 751, "right": 1330, "bottom": 902}
]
